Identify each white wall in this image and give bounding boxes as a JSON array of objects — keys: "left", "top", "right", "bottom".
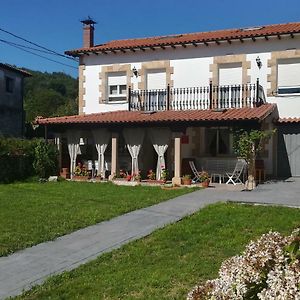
[{"left": 82, "top": 35, "right": 300, "bottom": 118}]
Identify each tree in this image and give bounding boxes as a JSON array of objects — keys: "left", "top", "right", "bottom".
[{"left": 233, "top": 129, "right": 275, "bottom": 189}]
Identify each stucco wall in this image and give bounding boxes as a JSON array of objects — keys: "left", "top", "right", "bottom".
[{"left": 81, "top": 35, "right": 300, "bottom": 118}]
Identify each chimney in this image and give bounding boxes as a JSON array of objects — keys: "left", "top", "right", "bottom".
[{"left": 80, "top": 17, "right": 97, "bottom": 48}]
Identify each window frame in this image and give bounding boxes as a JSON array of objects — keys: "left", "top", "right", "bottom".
[
  {"left": 5, "top": 76, "right": 14, "bottom": 94},
  {"left": 107, "top": 72, "right": 127, "bottom": 103}
]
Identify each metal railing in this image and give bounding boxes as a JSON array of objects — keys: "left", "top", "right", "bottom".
[{"left": 128, "top": 79, "right": 266, "bottom": 111}]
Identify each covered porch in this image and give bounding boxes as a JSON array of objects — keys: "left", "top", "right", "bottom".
[{"left": 37, "top": 103, "right": 277, "bottom": 185}]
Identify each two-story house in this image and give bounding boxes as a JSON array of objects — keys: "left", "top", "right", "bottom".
[
  {"left": 0, "top": 63, "right": 31, "bottom": 137},
  {"left": 37, "top": 20, "right": 300, "bottom": 181}
]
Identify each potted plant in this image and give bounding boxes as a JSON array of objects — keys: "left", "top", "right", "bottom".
[
  {"left": 132, "top": 170, "right": 141, "bottom": 182},
  {"left": 199, "top": 171, "right": 210, "bottom": 187},
  {"left": 182, "top": 174, "right": 192, "bottom": 185},
  {"left": 73, "top": 163, "right": 89, "bottom": 181},
  {"left": 147, "top": 169, "right": 156, "bottom": 181},
  {"left": 161, "top": 167, "right": 168, "bottom": 183}
]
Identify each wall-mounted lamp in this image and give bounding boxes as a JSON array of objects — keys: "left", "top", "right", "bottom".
[
  {"left": 256, "top": 56, "right": 262, "bottom": 69},
  {"left": 132, "top": 66, "right": 139, "bottom": 78}
]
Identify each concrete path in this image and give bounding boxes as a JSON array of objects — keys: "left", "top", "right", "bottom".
[{"left": 0, "top": 178, "right": 299, "bottom": 299}]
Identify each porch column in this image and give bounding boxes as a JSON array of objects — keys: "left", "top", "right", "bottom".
[
  {"left": 109, "top": 132, "right": 118, "bottom": 180},
  {"left": 172, "top": 133, "right": 182, "bottom": 185},
  {"left": 54, "top": 135, "right": 62, "bottom": 173}
]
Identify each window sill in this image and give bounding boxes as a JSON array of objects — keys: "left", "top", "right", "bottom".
[{"left": 105, "top": 100, "right": 128, "bottom": 105}]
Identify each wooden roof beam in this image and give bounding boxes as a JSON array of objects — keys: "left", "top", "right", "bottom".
[
  {"left": 290, "top": 33, "right": 295, "bottom": 38},
  {"left": 239, "top": 38, "right": 244, "bottom": 43},
  {"left": 215, "top": 40, "right": 220, "bottom": 45},
  {"left": 227, "top": 39, "right": 232, "bottom": 44},
  {"left": 101, "top": 50, "right": 108, "bottom": 55},
  {"left": 130, "top": 48, "right": 136, "bottom": 52},
  {"left": 181, "top": 43, "right": 187, "bottom": 48},
  {"left": 192, "top": 42, "right": 198, "bottom": 47},
  {"left": 277, "top": 34, "right": 281, "bottom": 40},
  {"left": 203, "top": 41, "right": 209, "bottom": 46},
  {"left": 160, "top": 45, "right": 166, "bottom": 50},
  {"left": 252, "top": 37, "right": 256, "bottom": 42},
  {"left": 120, "top": 49, "right": 126, "bottom": 53},
  {"left": 139, "top": 47, "right": 145, "bottom": 51},
  {"left": 264, "top": 35, "right": 269, "bottom": 41},
  {"left": 150, "top": 46, "right": 156, "bottom": 51}
]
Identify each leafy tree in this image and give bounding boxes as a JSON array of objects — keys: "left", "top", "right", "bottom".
[
  {"left": 233, "top": 129, "right": 275, "bottom": 189},
  {"left": 23, "top": 69, "right": 78, "bottom": 122}
]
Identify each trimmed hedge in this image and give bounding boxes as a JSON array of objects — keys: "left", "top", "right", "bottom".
[{"left": 0, "top": 138, "right": 58, "bottom": 183}]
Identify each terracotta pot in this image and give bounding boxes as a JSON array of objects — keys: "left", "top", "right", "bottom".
[
  {"left": 182, "top": 178, "right": 192, "bottom": 185},
  {"left": 202, "top": 179, "right": 210, "bottom": 188}
]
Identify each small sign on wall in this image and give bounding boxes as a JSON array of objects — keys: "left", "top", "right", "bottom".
[{"left": 181, "top": 135, "right": 189, "bottom": 144}]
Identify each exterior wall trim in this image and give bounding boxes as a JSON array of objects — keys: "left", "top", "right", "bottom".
[
  {"left": 99, "top": 64, "right": 132, "bottom": 104},
  {"left": 137, "top": 60, "right": 174, "bottom": 90},
  {"left": 209, "top": 54, "right": 251, "bottom": 85},
  {"left": 267, "top": 49, "right": 300, "bottom": 97},
  {"left": 78, "top": 60, "right": 86, "bottom": 115}
]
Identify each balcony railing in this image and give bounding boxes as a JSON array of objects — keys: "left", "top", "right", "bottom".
[{"left": 128, "top": 79, "right": 266, "bottom": 112}]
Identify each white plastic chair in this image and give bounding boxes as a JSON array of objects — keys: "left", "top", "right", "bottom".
[
  {"left": 189, "top": 161, "right": 201, "bottom": 183},
  {"left": 225, "top": 159, "right": 246, "bottom": 185}
]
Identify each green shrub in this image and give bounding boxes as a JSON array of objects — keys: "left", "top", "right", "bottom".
[
  {"left": 0, "top": 138, "right": 58, "bottom": 182},
  {"left": 33, "top": 140, "right": 58, "bottom": 179}
]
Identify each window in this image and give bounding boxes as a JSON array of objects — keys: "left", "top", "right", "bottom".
[
  {"left": 5, "top": 76, "right": 14, "bottom": 93},
  {"left": 277, "top": 58, "right": 300, "bottom": 95},
  {"left": 107, "top": 72, "right": 127, "bottom": 102},
  {"left": 205, "top": 128, "right": 233, "bottom": 156}
]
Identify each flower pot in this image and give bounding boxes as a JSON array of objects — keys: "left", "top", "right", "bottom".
[
  {"left": 182, "top": 178, "right": 192, "bottom": 185},
  {"left": 202, "top": 179, "right": 210, "bottom": 188}
]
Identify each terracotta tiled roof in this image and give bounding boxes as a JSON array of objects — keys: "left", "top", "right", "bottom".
[
  {"left": 278, "top": 117, "right": 300, "bottom": 123},
  {"left": 66, "top": 22, "right": 300, "bottom": 56},
  {"left": 36, "top": 104, "right": 277, "bottom": 126},
  {"left": 0, "top": 63, "right": 32, "bottom": 77}
]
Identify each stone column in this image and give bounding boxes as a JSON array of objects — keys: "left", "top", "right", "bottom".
[
  {"left": 172, "top": 133, "right": 182, "bottom": 185},
  {"left": 109, "top": 133, "right": 118, "bottom": 180}
]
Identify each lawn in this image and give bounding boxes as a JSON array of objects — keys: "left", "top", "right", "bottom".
[
  {"left": 17, "top": 202, "right": 300, "bottom": 300},
  {"left": 0, "top": 181, "right": 195, "bottom": 256}
]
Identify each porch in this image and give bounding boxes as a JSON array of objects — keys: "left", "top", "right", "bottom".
[{"left": 38, "top": 103, "right": 277, "bottom": 186}]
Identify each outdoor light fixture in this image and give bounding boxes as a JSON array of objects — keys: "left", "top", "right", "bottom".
[
  {"left": 132, "top": 66, "right": 139, "bottom": 77},
  {"left": 256, "top": 56, "right": 262, "bottom": 69}
]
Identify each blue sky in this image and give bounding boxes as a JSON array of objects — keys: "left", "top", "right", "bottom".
[{"left": 1, "top": 0, "right": 299, "bottom": 78}]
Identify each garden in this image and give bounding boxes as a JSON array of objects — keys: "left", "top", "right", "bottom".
[{"left": 15, "top": 202, "right": 300, "bottom": 299}]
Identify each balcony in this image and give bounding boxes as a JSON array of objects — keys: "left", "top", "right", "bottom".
[{"left": 128, "top": 80, "right": 266, "bottom": 112}]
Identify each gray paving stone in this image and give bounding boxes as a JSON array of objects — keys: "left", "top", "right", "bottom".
[{"left": 0, "top": 178, "right": 299, "bottom": 299}]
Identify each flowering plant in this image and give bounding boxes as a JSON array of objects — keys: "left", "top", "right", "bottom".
[
  {"left": 147, "top": 169, "right": 156, "bottom": 180},
  {"left": 187, "top": 228, "right": 300, "bottom": 300},
  {"left": 199, "top": 171, "right": 209, "bottom": 182},
  {"left": 132, "top": 170, "right": 141, "bottom": 181},
  {"left": 161, "top": 166, "right": 168, "bottom": 181},
  {"left": 117, "top": 169, "right": 127, "bottom": 179},
  {"left": 74, "top": 163, "right": 89, "bottom": 176}
]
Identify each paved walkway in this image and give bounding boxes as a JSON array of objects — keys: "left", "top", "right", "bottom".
[{"left": 0, "top": 178, "right": 299, "bottom": 299}]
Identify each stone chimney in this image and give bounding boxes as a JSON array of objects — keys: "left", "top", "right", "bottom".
[{"left": 80, "top": 17, "right": 97, "bottom": 48}]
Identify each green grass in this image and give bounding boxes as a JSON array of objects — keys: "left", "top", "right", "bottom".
[
  {"left": 0, "top": 181, "right": 195, "bottom": 256},
  {"left": 17, "top": 203, "right": 300, "bottom": 300}
]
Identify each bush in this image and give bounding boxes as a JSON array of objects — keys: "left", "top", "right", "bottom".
[
  {"left": 33, "top": 140, "right": 58, "bottom": 179},
  {"left": 187, "top": 229, "right": 300, "bottom": 299},
  {"left": 0, "top": 138, "right": 58, "bottom": 182}
]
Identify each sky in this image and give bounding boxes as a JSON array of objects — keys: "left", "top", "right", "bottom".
[{"left": 0, "top": 0, "right": 299, "bottom": 78}]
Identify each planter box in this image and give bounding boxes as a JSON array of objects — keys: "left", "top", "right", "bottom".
[
  {"left": 72, "top": 176, "right": 89, "bottom": 182},
  {"left": 112, "top": 180, "right": 140, "bottom": 186}
]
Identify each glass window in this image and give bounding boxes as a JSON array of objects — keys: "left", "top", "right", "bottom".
[
  {"left": 109, "top": 85, "right": 118, "bottom": 95},
  {"left": 107, "top": 72, "right": 127, "bottom": 102},
  {"left": 5, "top": 77, "right": 14, "bottom": 93},
  {"left": 206, "top": 128, "right": 232, "bottom": 156}
]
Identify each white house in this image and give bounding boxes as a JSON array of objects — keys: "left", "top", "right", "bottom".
[{"left": 37, "top": 20, "right": 300, "bottom": 181}]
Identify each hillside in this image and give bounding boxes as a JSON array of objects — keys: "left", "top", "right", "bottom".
[{"left": 24, "top": 70, "right": 78, "bottom": 122}]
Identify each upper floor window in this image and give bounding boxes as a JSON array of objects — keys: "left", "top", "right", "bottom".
[
  {"left": 107, "top": 72, "right": 127, "bottom": 102},
  {"left": 277, "top": 58, "right": 300, "bottom": 95},
  {"left": 5, "top": 76, "right": 14, "bottom": 93}
]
